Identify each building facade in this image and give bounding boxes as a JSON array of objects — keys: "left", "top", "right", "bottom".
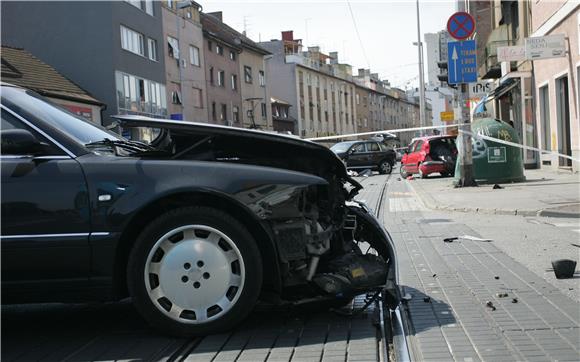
[
  {"left": 1, "top": 0, "right": 167, "bottom": 131},
  {"left": 530, "top": 1, "right": 579, "bottom": 171},
  {"left": 260, "top": 31, "right": 357, "bottom": 138},
  {"left": 161, "top": 1, "right": 207, "bottom": 122}
]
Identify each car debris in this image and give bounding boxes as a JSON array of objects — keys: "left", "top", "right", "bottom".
[
  {"left": 358, "top": 169, "right": 373, "bottom": 177},
  {"left": 496, "top": 292, "right": 508, "bottom": 298},
  {"left": 444, "top": 237, "right": 458, "bottom": 243},
  {"left": 423, "top": 296, "right": 431, "bottom": 303},
  {"left": 551, "top": 259, "right": 577, "bottom": 279},
  {"left": 459, "top": 235, "right": 493, "bottom": 242},
  {"left": 512, "top": 298, "right": 518, "bottom": 303},
  {"left": 492, "top": 184, "right": 503, "bottom": 189},
  {"left": 494, "top": 276, "right": 500, "bottom": 280},
  {"left": 486, "top": 301, "right": 496, "bottom": 311}
]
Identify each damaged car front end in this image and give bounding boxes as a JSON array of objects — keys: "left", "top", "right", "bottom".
[{"left": 116, "top": 116, "right": 401, "bottom": 314}]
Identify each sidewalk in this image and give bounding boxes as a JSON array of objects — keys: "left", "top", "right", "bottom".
[{"left": 409, "top": 168, "right": 580, "bottom": 218}]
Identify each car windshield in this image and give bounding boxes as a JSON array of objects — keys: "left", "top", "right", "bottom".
[
  {"left": 330, "top": 142, "right": 356, "bottom": 153},
  {"left": 1, "top": 86, "right": 123, "bottom": 145}
]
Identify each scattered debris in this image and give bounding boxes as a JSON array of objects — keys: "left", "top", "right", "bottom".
[
  {"left": 493, "top": 184, "right": 503, "bottom": 189},
  {"left": 406, "top": 175, "right": 414, "bottom": 180},
  {"left": 444, "top": 237, "right": 458, "bottom": 243},
  {"left": 551, "top": 259, "right": 577, "bottom": 279},
  {"left": 494, "top": 276, "right": 500, "bottom": 280},
  {"left": 397, "top": 177, "right": 402, "bottom": 181},
  {"left": 496, "top": 292, "right": 508, "bottom": 298},
  {"left": 511, "top": 298, "right": 518, "bottom": 303},
  {"left": 358, "top": 169, "right": 372, "bottom": 177},
  {"left": 571, "top": 243, "right": 580, "bottom": 249},
  {"left": 432, "top": 274, "right": 437, "bottom": 278},
  {"left": 347, "top": 170, "right": 358, "bottom": 177},
  {"left": 459, "top": 235, "right": 493, "bottom": 242},
  {"left": 423, "top": 297, "right": 431, "bottom": 303},
  {"left": 402, "top": 293, "right": 413, "bottom": 302},
  {"left": 485, "top": 301, "right": 496, "bottom": 311}
]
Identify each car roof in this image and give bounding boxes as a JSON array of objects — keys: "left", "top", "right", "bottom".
[{"left": 410, "top": 135, "right": 456, "bottom": 142}]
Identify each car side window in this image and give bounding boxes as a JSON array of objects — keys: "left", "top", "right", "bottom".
[
  {"left": 367, "top": 142, "right": 380, "bottom": 152},
  {"left": 351, "top": 143, "right": 365, "bottom": 153},
  {"left": 413, "top": 141, "right": 423, "bottom": 152},
  {"left": 1, "top": 109, "right": 63, "bottom": 156}
]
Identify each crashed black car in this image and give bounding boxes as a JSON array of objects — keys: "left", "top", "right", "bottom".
[{"left": 1, "top": 84, "right": 399, "bottom": 336}]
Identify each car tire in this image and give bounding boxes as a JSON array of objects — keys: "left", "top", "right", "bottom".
[
  {"left": 378, "top": 160, "right": 393, "bottom": 175},
  {"left": 399, "top": 164, "right": 408, "bottom": 178},
  {"left": 127, "top": 206, "right": 262, "bottom": 336}
]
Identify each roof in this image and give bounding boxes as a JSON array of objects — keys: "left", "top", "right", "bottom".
[
  {"left": 0, "top": 46, "right": 104, "bottom": 106},
  {"left": 270, "top": 97, "right": 291, "bottom": 106},
  {"left": 200, "top": 13, "right": 270, "bottom": 55}
]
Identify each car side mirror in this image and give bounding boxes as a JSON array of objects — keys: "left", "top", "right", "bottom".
[{"left": 1, "top": 129, "right": 45, "bottom": 155}]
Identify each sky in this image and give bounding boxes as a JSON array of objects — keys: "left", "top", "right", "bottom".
[{"left": 203, "top": 0, "right": 457, "bottom": 89}]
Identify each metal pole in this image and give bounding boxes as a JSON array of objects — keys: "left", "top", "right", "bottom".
[
  {"left": 416, "top": 0, "right": 426, "bottom": 135},
  {"left": 176, "top": 9, "right": 185, "bottom": 120},
  {"left": 457, "top": 83, "right": 476, "bottom": 186}
]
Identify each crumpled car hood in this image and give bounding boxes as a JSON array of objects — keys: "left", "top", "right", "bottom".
[{"left": 114, "top": 115, "right": 348, "bottom": 181}]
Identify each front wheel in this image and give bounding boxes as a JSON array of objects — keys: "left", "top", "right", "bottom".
[
  {"left": 379, "top": 160, "right": 393, "bottom": 174},
  {"left": 127, "top": 206, "right": 262, "bottom": 336}
]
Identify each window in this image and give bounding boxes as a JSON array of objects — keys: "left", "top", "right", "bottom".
[
  {"left": 147, "top": 38, "right": 157, "bottom": 61},
  {"left": 352, "top": 143, "right": 365, "bottom": 153},
  {"left": 231, "top": 74, "right": 237, "bottom": 90},
  {"left": 259, "top": 70, "right": 265, "bottom": 87},
  {"left": 171, "top": 90, "right": 182, "bottom": 104},
  {"left": 189, "top": 45, "right": 200, "bottom": 66},
  {"left": 192, "top": 87, "right": 203, "bottom": 108},
  {"left": 209, "top": 67, "right": 214, "bottom": 85},
  {"left": 120, "top": 25, "right": 144, "bottom": 56},
  {"left": 233, "top": 106, "right": 240, "bottom": 123},
  {"left": 244, "top": 66, "right": 252, "bottom": 83},
  {"left": 115, "top": 70, "right": 167, "bottom": 116},
  {"left": 230, "top": 51, "right": 236, "bottom": 61},
  {"left": 167, "top": 36, "right": 179, "bottom": 59},
  {"left": 539, "top": 85, "right": 551, "bottom": 150},
  {"left": 211, "top": 102, "right": 217, "bottom": 121},
  {"left": 217, "top": 71, "right": 225, "bottom": 87},
  {"left": 208, "top": 40, "right": 213, "bottom": 50},
  {"left": 261, "top": 103, "right": 267, "bottom": 119},
  {"left": 367, "top": 142, "right": 380, "bottom": 152},
  {"left": 144, "top": 0, "right": 154, "bottom": 15},
  {"left": 220, "top": 103, "right": 227, "bottom": 122},
  {"left": 216, "top": 44, "right": 223, "bottom": 55}
]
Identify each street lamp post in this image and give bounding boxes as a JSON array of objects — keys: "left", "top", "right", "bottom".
[{"left": 415, "top": 0, "right": 426, "bottom": 135}]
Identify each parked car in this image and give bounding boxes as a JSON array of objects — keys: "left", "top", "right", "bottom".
[
  {"left": 1, "top": 84, "right": 400, "bottom": 336},
  {"left": 330, "top": 140, "right": 396, "bottom": 174},
  {"left": 400, "top": 135, "right": 457, "bottom": 178}
]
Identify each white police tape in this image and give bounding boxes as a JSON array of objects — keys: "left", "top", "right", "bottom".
[
  {"left": 306, "top": 123, "right": 579, "bottom": 164},
  {"left": 460, "top": 129, "right": 580, "bottom": 163},
  {"left": 306, "top": 123, "right": 469, "bottom": 142}
]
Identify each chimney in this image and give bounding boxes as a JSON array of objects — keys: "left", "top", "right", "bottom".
[
  {"left": 207, "top": 11, "right": 223, "bottom": 22},
  {"left": 281, "top": 31, "right": 294, "bottom": 41},
  {"left": 358, "top": 68, "right": 365, "bottom": 77},
  {"left": 329, "top": 51, "right": 338, "bottom": 64},
  {"left": 308, "top": 46, "right": 320, "bottom": 53}
]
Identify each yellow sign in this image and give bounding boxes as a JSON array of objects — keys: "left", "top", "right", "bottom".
[{"left": 440, "top": 111, "right": 455, "bottom": 122}]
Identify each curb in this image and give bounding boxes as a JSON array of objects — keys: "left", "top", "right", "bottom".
[{"left": 406, "top": 180, "right": 580, "bottom": 219}]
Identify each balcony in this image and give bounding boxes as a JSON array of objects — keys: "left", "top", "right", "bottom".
[{"left": 481, "top": 24, "right": 516, "bottom": 79}]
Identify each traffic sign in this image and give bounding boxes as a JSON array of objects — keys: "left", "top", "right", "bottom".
[
  {"left": 447, "top": 12, "right": 475, "bottom": 41},
  {"left": 440, "top": 111, "right": 454, "bottom": 122},
  {"left": 447, "top": 40, "right": 477, "bottom": 84}
]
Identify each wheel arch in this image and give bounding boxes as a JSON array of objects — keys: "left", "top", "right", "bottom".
[{"left": 112, "top": 191, "right": 281, "bottom": 299}]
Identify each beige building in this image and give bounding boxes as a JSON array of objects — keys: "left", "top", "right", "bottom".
[
  {"left": 530, "top": 1, "right": 579, "bottom": 172},
  {"left": 260, "top": 33, "right": 357, "bottom": 138},
  {"left": 238, "top": 39, "right": 272, "bottom": 130},
  {"left": 162, "top": 1, "right": 206, "bottom": 122}
]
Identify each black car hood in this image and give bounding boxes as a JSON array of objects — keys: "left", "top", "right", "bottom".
[{"left": 113, "top": 115, "right": 348, "bottom": 181}]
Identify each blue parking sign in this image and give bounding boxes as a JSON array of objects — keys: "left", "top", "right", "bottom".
[{"left": 447, "top": 40, "right": 477, "bottom": 84}]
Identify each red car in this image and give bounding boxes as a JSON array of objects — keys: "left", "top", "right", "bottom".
[{"left": 400, "top": 135, "right": 457, "bottom": 178}]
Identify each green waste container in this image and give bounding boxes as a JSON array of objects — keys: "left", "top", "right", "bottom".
[{"left": 455, "top": 118, "right": 525, "bottom": 184}]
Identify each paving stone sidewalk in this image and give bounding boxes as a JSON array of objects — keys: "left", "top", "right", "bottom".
[
  {"left": 409, "top": 169, "right": 580, "bottom": 218},
  {"left": 358, "top": 175, "right": 580, "bottom": 362}
]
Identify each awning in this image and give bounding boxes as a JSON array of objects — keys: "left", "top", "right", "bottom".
[{"left": 474, "top": 78, "right": 519, "bottom": 115}]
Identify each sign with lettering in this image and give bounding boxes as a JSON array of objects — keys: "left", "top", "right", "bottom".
[
  {"left": 447, "top": 40, "right": 477, "bottom": 84},
  {"left": 525, "top": 34, "right": 566, "bottom": 60},
  {"left": 497, "top": 45, "right": 526, "bottom": 62}
]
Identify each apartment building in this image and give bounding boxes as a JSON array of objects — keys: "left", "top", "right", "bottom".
[
  {"left": 260, "top": 31, "right": 357, "bottom": 138},
  {"left": 161, "top": 0, "right": 206, "bottom": 122},
  {"left": 200, "top": 12, "right": 244, "bottom": 126},
  {"left": 1, "top": 0, "right": 167, "bottom": 131},
  {"left": 530, "top": 1, "right": 579, "bottom": 172}
]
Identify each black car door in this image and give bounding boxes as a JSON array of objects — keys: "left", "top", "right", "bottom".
[
  {"left": 1, "top": 108, "right": 91, "bottom": 294},
  {"left": 366, "top": 142, "right": 381, "bottom": 165},
  {"left": 347, "top": 143, "right": 367, "bottom": 168}
]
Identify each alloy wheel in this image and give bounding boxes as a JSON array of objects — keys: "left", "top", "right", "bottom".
[{"left": 144, "top": 225, "right": 245, "bottom": 324}]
